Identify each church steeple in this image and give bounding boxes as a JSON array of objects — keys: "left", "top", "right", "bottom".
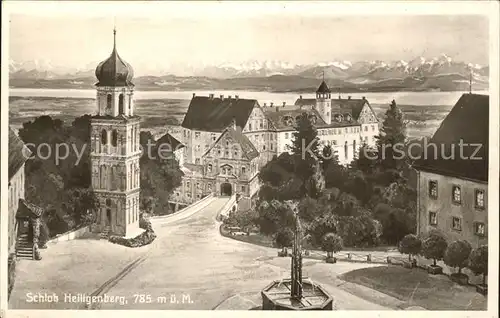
[{"left": 95, "top": 28, "right": 134, "bottom": 87}]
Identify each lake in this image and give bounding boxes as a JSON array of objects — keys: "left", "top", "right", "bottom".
[{"left": 9, "top": 88, "right": 488, "bottom": 106}]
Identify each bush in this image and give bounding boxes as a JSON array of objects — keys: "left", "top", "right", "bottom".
[
  {"left": 275, "top": 228, "right": 294, "bottom": 254},
  {"left": 8, "top": 255, "right": 16, "bottom": 299},
  {"left": 421, "top": 232, "right": 448, "bottom": 266},
  {"left": 39, "top": 221, "right": 50, "bottom": 248},
  {"left": 109, "top": 230, "right": 157, "bottom": 248},
  {"left": 321, "top": 233, "right": 343, "bottom": 258},
  {"left": 468, "top": 245, "right": 488, "bottom": 285},
  {"left": 444, "top": 240, "right": 472, "bottom": 275},
  {"left": 109, "top": 219, "right": 156, "bottom": 248},
  {"left": 398, "top": 234, "right": 422, "bottom": 262}
]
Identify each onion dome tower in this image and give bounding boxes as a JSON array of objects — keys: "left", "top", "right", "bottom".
[{"left": 90, "top": 28, "right": 141, "bottom": 237}]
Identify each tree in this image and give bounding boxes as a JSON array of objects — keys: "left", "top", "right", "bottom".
[
  {"left": 444, "top": 240, "right": 472, "bottom": 275},
  {"left": 375, "top": 100, "right": 407, "bottom": 172},
  {"left": 398, "top": 234, "right": 422, "bottom": 262},
  {"left": 321, "top": 144, "right": 338, "bottom": 172},
  {"left": 307, "top": 213, "right": 338, "bottom": 247},
  {"left": 290, "top": 112, "right": 321, "bottom": 197},
  {"left": 321, "top": 233, "right": 343, "bottom": 258},
  {"left": 421, "top": 232, "right": 448, "bottom": 266},
  {"left": 468, "top": 245, "right": 488, "bottom": 285},
  {"left": 351, "top": 144, "right": 377, "bottom": 176},
  {"left": 275, "top": 228, "right": 294, "bottom": 254}
]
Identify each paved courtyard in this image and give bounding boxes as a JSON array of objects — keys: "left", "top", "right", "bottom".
[{"left": 10, "top": 197, "right": 391, "bottom": 310}]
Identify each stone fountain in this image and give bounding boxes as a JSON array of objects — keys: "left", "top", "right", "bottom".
[{"left": 261, "top": 201, "right": 333, "bottom": 310}]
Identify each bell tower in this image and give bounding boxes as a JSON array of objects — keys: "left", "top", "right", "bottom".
[
  {"left": 315, "top": 73, "right": 332, "bottom": 125},
  {"left": 90, "top": 28, "right": 141, "bottom": 237}
]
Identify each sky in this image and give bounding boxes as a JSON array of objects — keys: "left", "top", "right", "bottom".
[{"left": 7, "top": 2, "right": 490, "bottom": 76}]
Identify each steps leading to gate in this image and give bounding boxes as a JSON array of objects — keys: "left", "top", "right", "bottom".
[
  {"left": 100, "top": 226, "right": 111, "bottom": 239},
  {"left": 16, "top": 233, "right": 33, "bottom": 260}
]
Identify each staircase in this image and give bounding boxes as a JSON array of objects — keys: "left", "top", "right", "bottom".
[
  {"left": 16, "top": 233, "right": 33, "bottom": 260},
  {"left": 100, "top": 226, "right": 111, "bottom": 239}
]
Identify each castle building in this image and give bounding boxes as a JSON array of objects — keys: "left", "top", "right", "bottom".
[
  {"left": 90, "top": 29, "right": 141, "bottom": 236},
  {"left": 414, "top": 94, "right": 488, "bottom": 248},
  {"left": 170, "top": 80, "right": 379, "bottom": 209},
  {"left": 8, "top": 127, "right": 32, "bottom": 257}
]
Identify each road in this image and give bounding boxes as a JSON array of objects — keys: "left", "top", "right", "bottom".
[{"left": 10, "top": 197, "right": 390, "bottom": 310}]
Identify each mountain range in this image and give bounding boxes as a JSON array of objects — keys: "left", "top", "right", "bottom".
[{"left": 9, "top": 54, "right": 489, "bottom": 92}]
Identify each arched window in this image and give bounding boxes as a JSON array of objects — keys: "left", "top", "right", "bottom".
[
  {"left": 112, "top": 130, "right": 118, "bottom": 147},
  {"left": 101, "top": 129, "right": 107, "bottom": 145},
  {"left": 344, "top": 141, "right": 348, "bottom": 159},
  {"left": 207, "top": 164, "right": 213, "bottom": 173},
  {"left": 118, "top": 94, "right": 124, "bottom": 114},
  {"left": 353, "top": 140, "right": 356, "bottom": 157},
  {"left": 106, "top": 199, "right": 112, "bottom": 207},
  {"left": 106, "top": 94, "right": 112, "bottom": 109}
]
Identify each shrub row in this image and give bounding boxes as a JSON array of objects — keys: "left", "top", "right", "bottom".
[
  {"left": 109, "top": 216, "right": 156, "bottom": 248},
  {"left": 398, "top": 232, "right": 488, "bottom": 286}
]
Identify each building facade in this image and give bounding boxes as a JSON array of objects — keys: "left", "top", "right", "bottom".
[
  {"left": 90, "top": 29, "right": 141, "bottom": 236},
  {"left": 8, "top": 128, "right": 31, "bottom": 256},
  {"left": 415, "top": 93, "right": 488, "bottom": 248},
  {"left": 171, "top": 80, "right": 379, "bottom": 208}
]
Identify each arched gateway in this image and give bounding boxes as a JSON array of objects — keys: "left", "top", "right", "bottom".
[{"left": 220, "top": 183, "right": 232, "bottom": 196}]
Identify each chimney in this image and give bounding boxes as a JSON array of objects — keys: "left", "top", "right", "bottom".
[
  {"left": 263, "top": 102, "right": 267, "bottom": 107},
  {"left": 220, "top": 94, "right": 224, "bottom": 99},
  {"left": 282, "top": 102, "right": 286, "bottom": 107},
  {"left": 192, "top": 93, "right": 196, "bottom": 98},
  {"left": 362, "top": 96, "right": 366, "bottom": 100},
  {"left": 348, "top": 96, "right": 351, "bottom": 100},
  {"left": 299, "top": 95, "right": 303, "bottom": 100},
  {"left": 270, "top": 102, "right": 274, "bottom": 107},
  {"left": 276, "top": 107, "right": 279, "bottom": 112},
  {"left": 235, "top": 95, "right": 239, "bottom": 100},
  {"left": 209, "top": 93, "right": 214, "bottom": 99},
  {"left": 228, "top": 95, "right": 232, "bottom": 100}
]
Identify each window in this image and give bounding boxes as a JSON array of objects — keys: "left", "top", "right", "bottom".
[
  {"left": 452, "top": 217, "right": 462, "bottom": 231},
  {"left": 242, "top": 167, "right": 246, "bottom": 174},
  {"left": 106, "top": 94, "right": 112, "bottom": 109},
  {"left": 186, "top": 181, "right": 190, "bottom": 188},
  {"left": 271, "top": 144, "right": 274, "bottom": 150},
  {"left": 234, "top": 151, "right": 238, "bottom": 157},
  {"left": 474, "top": 222, "right": 485, "bottom": 236},
  {"left": 217, "top": 150, "right": 221, "bottom": 156},
  {"left": 211, "top": 133, "right": 216, "bottom": 141},
  {"left": 475, "top": 189, "right": 485, "bottom": 209},
  {"left": 429, "top": 212, "right": 437, "bottom": 225},
  {"left": 111, "top": 130, "right": 118, "bottom": 147},
  {"left": 428, "top": 181, "right": 438, "bottom": 199},
  {"left": 118, "top": 94, "right": 124, "bottom": 114},
  {"left": 372, "top": 125, "right": 376, "bottom": 131},
  {"left": 195, "top": 158, "right": 200, "bottom": 164},
  {"left": 452, "top": 185, "right": 461, "bottom": 204},
  {"left": 196, "top": 183, "right": 200, "bottom": 189},
  {"left": 195, "top": 145, "right": 201, "bottom": 151},
  {"left": 195, "top": 132, "right": 200, "bottom": 139},
  {"left": 263, "top": 145, "right": 266, "bottom": 151},
  {"left": 249, "top": 124, "right": 252, "bottom": 131},
  {"left": 208, "top": 184, "right": 212, "bottom": 191},
  {"left": 285, "top": 133, "right": 289, "bottom": 139},
  {"left": 260, "top": 121, "right": 263, "bottom": 129},
  {"left": 344, "top": 141, "right": 348, "bottom": 159},
  {"left": 184, "top": 130, "right": 187, "bottom": 137},
  {"left": 207, "top": 164, "right": 213, "bottom": 173},
  {"left": 101, "top": 130, "right": 107, "bottom": 145},
  {"left": 225, "top": 151, "right": 229, "bottom": 157},
  {"left": 241, "top": 185, "right": 246, "bottom": 192},
  {"left": 226, "top": 141, "right": 229, "bottom": 146}
]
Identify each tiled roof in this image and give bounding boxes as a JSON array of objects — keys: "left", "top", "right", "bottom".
[
  {"left": 263, "top": 106, "right": 359, "bottom": 131},
  {"left": 331, "top": 98, "right": 369, "bottom": 119},
  {"left": 9, "top": 127, "right": 31, "bottom": 181},
  {"left": 156, "top": 132, "right": 185, "bottom": 151},
  {"left": 294, "top": 98, "right": 316, "bottom": 106},
  {"left": 204, "top": 126, "right": 259, "bottom": 161},
  {"left": 181, "top": 96, "right": 257, "bottom": 132},
  {"left": 414, "top": 94, "right": 489, "bottom": 182},
  {"left": 16, "top": 199, "right": 44, "bottom": 219}
]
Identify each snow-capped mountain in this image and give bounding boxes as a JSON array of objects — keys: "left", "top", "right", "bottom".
[{"left": 9, "top": 55, "right": 489, "bottom": 91}]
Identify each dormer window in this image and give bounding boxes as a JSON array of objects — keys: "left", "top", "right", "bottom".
[{"left": 309, "top": 115, "right": 317, "bottom": 124}]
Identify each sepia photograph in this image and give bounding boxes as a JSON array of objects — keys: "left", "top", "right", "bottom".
[{"left": 1, "top": 1, "right": 498, "bottom": 316}]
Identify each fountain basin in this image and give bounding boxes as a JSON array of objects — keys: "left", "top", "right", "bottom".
[{"left": 261, "top": 278, "right": 334, "bottom": 310}]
